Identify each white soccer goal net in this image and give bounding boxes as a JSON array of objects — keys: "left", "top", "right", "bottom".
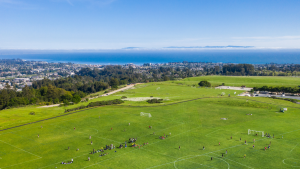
[
  {"left": 248, "top": 129, "right": 264, "bottom": 137},
  {"left": 140, "top": 112, "right": 152, "bottom": 117}
]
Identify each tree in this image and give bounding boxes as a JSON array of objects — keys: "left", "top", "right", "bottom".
[
  {"left": 198, "top": 80, "right": 211, "bottom": 87},
  {"left": 72, "top": 94, "right": 81, "bottom": 104},
  {"left": 109, "top": 78, "right": 119, "bottom": 88}
]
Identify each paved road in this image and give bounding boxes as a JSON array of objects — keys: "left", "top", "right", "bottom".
[{"left": 254, "top": 94, "right": 300, "bottom": 100}]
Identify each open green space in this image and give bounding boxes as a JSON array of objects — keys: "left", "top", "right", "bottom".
[
  {"left": 0, "top": 76, "right": 300, "bottom": 169},
  {"left": 179, "top": 76, "right": 300, "bottom": 87}
]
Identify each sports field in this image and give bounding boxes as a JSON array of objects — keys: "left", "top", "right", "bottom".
[{"left": 0, "top": 76, "right": 300, "bottom": 169}]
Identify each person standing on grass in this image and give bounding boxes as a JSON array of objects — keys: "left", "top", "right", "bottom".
[
  {"left": 111, "top": 128, "right": 112, "bottom": 131},
  {"left": 179, "top": 146, "right": 181, "bottom": 150},
  {"left": 222, "top": 153, "right": 224, "bottom": 158},
  {"left": 253, "top": 145, "right": 255, "bottom": 149},
  {"left": 231, "top": 136, "right": 232, "bottom": 139},
  {"left": 68, "top": 147, "right": 70, "bottom": 150},
  {"left": 226, "top": 150, "right": 227, "bottom": 154},
  {"left": 282, "top": 135, "right": 283, "bottom": 139},
  {"left": 129, "top": 123, "right": 130, "bottom": 126},
  {"left": 265, "top": 147, "right": 267, "bottom": 151},
  {"left": 240, "top": 138, "right": 241, "bottom": 141},
  {"left": 89, "top": 136, "right": 91, "bottom": 139},
  {"left": 74, "top": 127, "right": 75, "bottom": 130},
  {"left": 219, "top": 142, "right": 220, "bottom": 146},
  {"left": 244, "top": 154, "right": 246, "bottom": 158},
  {"left": 253, "top": 139, "right": 255, "bottom": 143},
  {"left": 245, "top": 140, "right": 247, "bottom": 144},
  {"left": 91, "top": 141, "right": 93, "bottom": 145},
  {"left": 88, "top": 157, "right": 90, "bottom": 161},
  {"left": 169, "top": 133, "right": 171, "bottom": 136},
  {"left": 211, "top": 157, "right": 213, "bottom": 161},
  {"left": 38, "top": 134, "right": 39, "bottom": 138},
  {"left": 203, "top": 146, "right": 205, "bottom": 150}
]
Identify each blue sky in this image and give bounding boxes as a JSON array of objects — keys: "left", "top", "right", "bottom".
[{"left": 0, "top": 0, "right": 300, "bottom": 49}]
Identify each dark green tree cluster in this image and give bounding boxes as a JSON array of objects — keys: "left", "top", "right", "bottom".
[
  {"left": 253, "top": 86, "right": 300, "bottom": 93},
  {"left": 222, "top": 64, "right": 255, "bottom": 75},
  {"left": 146, "top": 99, "right": 163, "bottom": 104},
  {"left": 0, "top": 85, "right": 83, "bottom": 110},
  {"left": 198, "top": 80, "right": 212, "bottom": 87},
  {"left": 65, "top": 99, "right": 124, "bottom": 112}
]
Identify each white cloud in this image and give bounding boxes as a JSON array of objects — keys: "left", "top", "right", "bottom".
[{"left": 232, "top": 36, "right": 300, "bottom": 40}]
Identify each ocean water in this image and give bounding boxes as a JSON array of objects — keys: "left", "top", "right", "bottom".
[{"left": 0, "top": 50, "right": 300, "bottom": 65}]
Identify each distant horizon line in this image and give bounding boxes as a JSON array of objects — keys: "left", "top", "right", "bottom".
[{"left": 1, "top": 47, "right": 300, "bottom": 52}]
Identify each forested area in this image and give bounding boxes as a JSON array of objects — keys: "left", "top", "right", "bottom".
[
  {"left": 0, "top": 85, "right": 82, "bottom": 110},
  {"left": 1, "top": 64, "right": 300, "bottom": 110}
]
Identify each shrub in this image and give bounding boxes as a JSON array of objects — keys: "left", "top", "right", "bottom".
[
  {"left": 29, "top": 111, "right": 35, "bottom": 115},
  {"left": 65, "top": 99, "right": 124, "bottom": 113},
  {"left": 198, "top": 80, "right": 211, "bottom": 87},
  {"left": 147, "top": 99, "right": 163, "bottom": 104},
  {"left": 121, "top": 96, "right": 127, "bottom": 99}
]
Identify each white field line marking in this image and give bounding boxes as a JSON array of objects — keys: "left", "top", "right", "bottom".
[
  {"left": 82, "top": 126, "right": 202, "bottom": 169},
  {"left": 211, "top": 152, "right": 253, "bottom": 169},
  {"left": 282, "top": 158, "right": 300, "bottom": 167},
  {"left": 281, "top": 128, "right": 300, "bottom": 135},
  {"left": 290, "top": 143, "right": 298, "bottom": 152},
  {"left": 140, "top": 150, "right": 216, "bottom": 169},
  {"left": 173, "top": 155, "right": 218, "bottom": 169},
  {"left": 2, "top": 157, "right": 42, "bottom": 169},
  {"left": 205, "top": 129, "right": 221, "bottom": 137},
  {"left": 206, "top": 153, "right": 230, "bottom": 169},
  {"left": 0, "top": 140, "right": 41, "bottom": 158}
]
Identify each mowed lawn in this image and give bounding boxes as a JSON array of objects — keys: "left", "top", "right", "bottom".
[
  {"left": 0, "top": 97, "right": 300, "bottom": 169},
  {"left": 0, "top": 83, "right": 242, "bottom": 129},
  {"left": 179, "top": 76, "right": 300, "bottom": 87}
]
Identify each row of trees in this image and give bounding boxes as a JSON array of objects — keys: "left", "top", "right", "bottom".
[
  {"left": 65, "top": 99, "right": 124, "bottom": 112},
  {"left": 253, "top": 86, "right": 300, "bottom": 93},
  {"left": 0, "top": 85, "right": 82, "bottom": 110}
]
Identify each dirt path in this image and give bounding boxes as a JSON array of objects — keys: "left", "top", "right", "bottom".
[
  {"left": 101, "top": 83, "right": 141, "bottom": 97},
  {"left": 38, "top": 104, "right": 60, "bottom": 108}
]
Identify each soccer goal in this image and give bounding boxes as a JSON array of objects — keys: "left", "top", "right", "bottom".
[
  {"left": 140, "top": 112, "right": 152, "bottom": 117},
  {"left": 248, "top": 129, "right": 264, "bottom": 137}
]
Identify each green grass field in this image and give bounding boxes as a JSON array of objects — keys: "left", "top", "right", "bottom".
[
  {"left": 0, "top": 76, "right": 300, "bottom": 169},
  {"left": 179, "top": 76, "right": 300, "bottom": 87}
]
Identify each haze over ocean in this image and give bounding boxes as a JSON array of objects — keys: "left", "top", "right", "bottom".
[{"left": 0, "top": 50, "right": 300, "bottom": 65}]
